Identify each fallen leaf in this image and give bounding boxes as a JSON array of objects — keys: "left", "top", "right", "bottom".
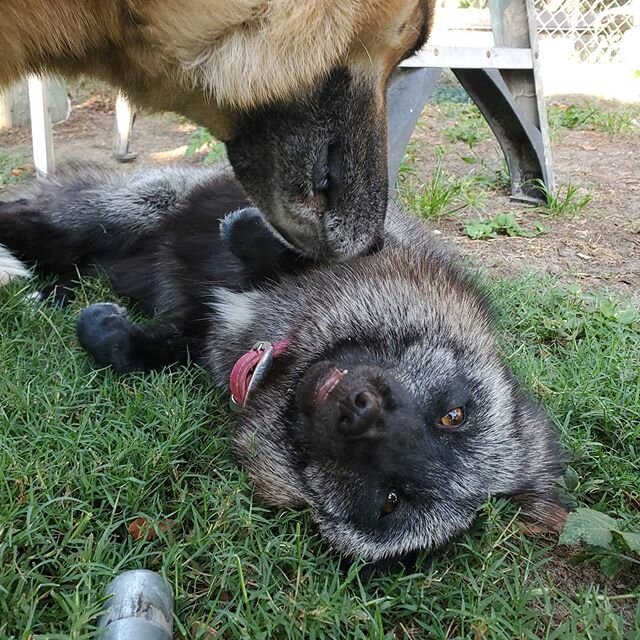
[
  {"left": 10, "top": 164, "right": 35, "bottom": 177},
  {"left": 472, "top": 620, "right": 488, "bottom": 640},
  {"left": 128, "top": 517, "right": 175, "bottom": 541},
  {"left": 127, "top": 517, "right": 148, "bottom": 540}
]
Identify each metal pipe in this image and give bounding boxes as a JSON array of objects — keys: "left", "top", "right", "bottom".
[{"left": 98, "top": 570, "right": 174, "bottom": 640}]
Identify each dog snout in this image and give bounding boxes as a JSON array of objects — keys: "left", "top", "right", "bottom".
[
  {"left": 337, "top": 390, "right": 381, "bottom": 437},
  {"left": 312, "top": 141, "right": 342, "bottom": 211}
]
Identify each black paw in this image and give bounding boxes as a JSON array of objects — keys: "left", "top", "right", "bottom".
[
  {"left": 219, "top": 206, "right": 266, "bottom": 246},
  {"left": 220, "top": 206, "right": 305, "bottom": 278},
  {"left": 76, "top": 302, "right": 135, "bottom": 372}
]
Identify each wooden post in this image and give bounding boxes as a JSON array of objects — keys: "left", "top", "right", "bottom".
[
  {"left": 27, "top": 76, "right": 55, "bottom": 176},
  {"left": 488, "top": 0, "right": 555, "bottom": 192}
]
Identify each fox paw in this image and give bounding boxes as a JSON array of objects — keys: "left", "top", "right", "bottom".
[
  {"left": 76, "top": 302, "right": 135, "bottom": 372},
  {"left": 219, "top": 207, "right": 267, "bottom": 248}
]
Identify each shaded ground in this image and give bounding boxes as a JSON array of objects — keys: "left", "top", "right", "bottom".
[
  {"left": 1, "top": 87, "right": 638, "bottom": 305},
  {"left": 0, "top": 93, "right": 199, "bottom": 171}
]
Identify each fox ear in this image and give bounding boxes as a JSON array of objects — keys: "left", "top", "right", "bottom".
[{"left": 513, "top": 492, "right": 570, "bottom": 534}]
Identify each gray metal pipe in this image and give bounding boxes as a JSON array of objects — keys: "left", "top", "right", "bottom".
[{"left": 98, "top": 570, "right": 174, "bottom": 640}]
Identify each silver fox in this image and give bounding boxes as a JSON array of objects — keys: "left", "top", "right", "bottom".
[{"left": 0, "top": 166, "right": 565, "bottom": 565}]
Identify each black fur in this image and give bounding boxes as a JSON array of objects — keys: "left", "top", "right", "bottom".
[{"left": 0, "top": 166, "right": 566, "bottom": 564}]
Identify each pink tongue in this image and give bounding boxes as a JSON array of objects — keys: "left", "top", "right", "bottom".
[
  {"left": 314, "top": 368, "right": 347, "bottom": 407},
  {"left": 230, "top": 349, "right": 263, "bottom": 407}
]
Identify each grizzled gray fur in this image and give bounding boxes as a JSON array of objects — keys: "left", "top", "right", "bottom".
[{"left": 0, "top": 166, "right": 565, "bottom": 565}]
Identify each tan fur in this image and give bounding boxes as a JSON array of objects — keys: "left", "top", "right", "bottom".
[{"left": 1, "top": 0, "right": 432, "bottom": 140}]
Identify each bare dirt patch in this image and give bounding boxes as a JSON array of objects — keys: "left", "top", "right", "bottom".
[
  {"left": 404, "top": 100, "right": 640, "bottom": 303},
  {"left": 0, "top": 94, "right": 203, "bottom": 173},
  {"left": 1, "top": 89, "right": 638, "bottom": 305}
]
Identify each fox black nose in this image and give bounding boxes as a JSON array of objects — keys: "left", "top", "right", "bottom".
[{"left": 338, "top": 390, "right": 380, "bottom": 437}]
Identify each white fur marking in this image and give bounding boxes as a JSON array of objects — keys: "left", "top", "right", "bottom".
[
  {"left": 0, "top": 244, "right": 31, "bottom": 285},
  {"left": 212, "top": 288, "right": 259, "bottom": 337}
]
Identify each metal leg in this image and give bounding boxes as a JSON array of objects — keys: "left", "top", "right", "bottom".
[
  {"left": 386, "top": 68, "right": 441, "bottom": 187},
  {"left": 453, "top": 68, "right": 550, "bottom": 203},
  {"left": 489, "top": 0, "right": 554, "bottom": 197}
]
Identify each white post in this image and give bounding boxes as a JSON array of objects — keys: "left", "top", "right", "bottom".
[
  {"left": 0, "top": 86, "right": 14, "bottom": 129},
  {"left": 113, "top": 91, "right": 137, "bottom": 162},
  {"left": 27, "top": 75, "right": 55, "bottom": 176}
]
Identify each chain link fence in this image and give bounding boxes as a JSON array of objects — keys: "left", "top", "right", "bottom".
[
  {"left": 435, "top": 0, "right": 638, "bottom": 64},
  {"left": 535, "top": 0, "right": 637, "bottom": 63}
]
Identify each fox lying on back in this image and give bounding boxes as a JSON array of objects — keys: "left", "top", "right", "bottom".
[{"left": 0, "top": 166, "right": 565, "bottom": 566}]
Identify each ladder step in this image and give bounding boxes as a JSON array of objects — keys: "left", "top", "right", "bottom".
[{"left": 401, "top": 45, "right": 534, "bottom": 70}]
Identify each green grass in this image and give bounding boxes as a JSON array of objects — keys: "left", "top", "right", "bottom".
[
  {"left": 548, "top": 103, "right": 640, "bottom": 137},
  {"left": 531, "top": 180, "right": 592, "bottom": 217},
  {"left": 397, "top": 102, "right": 512, "bottom": 220},
  {"left": 1, "top": 271, "right": 638, "bottom": 638},
  {"left": 398, "top": 146, "right": 468, "bottom": 220},
  {"left": 0, "top": 151, "right": 30, "bottom": 192},
  {"left": 184, "top": 127, "right": 227, "bottom": 165},
  {"left": 491, "top": 280, "right": 640, "bottom": 510},
  {"left": 397, "top": 146, "right": 499, "bottom": 220},
  {"left": 442, "top": 104, "right": 491, "bottom": 149}
]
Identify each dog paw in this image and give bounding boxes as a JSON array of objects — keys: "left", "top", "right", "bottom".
[{"left": 76, "top": 302, "right": 134, "bottom": 372}]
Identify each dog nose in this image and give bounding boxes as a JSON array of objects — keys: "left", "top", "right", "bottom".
[{"left": 338, "top": 390, "right": 380, "bottom": 437}]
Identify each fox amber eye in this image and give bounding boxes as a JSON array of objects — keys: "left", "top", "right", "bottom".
[
  {"left": 382, "top": 490, "right": 398, "bottom": 516},
  {"left": 440, "top": 407, "right": 465, "bottom": 428}
]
